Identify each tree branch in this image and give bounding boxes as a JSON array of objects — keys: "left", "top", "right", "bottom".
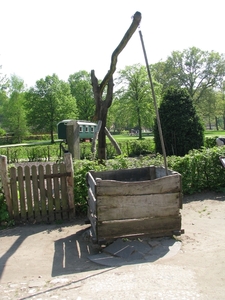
[{"left": 99, "top": 11, "right": 142, "bottom": 94}]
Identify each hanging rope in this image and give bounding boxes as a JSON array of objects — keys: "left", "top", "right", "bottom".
[{"left": 138, "top": 29, "right": 168, "bottom": 175}]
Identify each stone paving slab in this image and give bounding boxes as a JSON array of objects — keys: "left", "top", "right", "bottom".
[{"left": 88, "top": 237, "right": 181, "bottom": 267}]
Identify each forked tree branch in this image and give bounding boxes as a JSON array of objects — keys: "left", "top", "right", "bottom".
[{"left": 99, "top": 11, "right": 142, "bottom": 94}]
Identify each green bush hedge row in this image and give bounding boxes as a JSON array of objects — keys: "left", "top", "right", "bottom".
[
  {"left": 1, "top": 137, "right": 222, "bottom": 224},
  {"left": 0, "top": 137, "right": 216, "bottom": 163},
  {"left": 73, "top": 145, "right": 225, "bottom": 214},
  {"left": 0, "top": 139, "right": 156, "bottom": 163}
]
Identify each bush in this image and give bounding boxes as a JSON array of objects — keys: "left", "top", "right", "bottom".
[{"left": 153, "top": 88, "right": 204, "bottom": 156}]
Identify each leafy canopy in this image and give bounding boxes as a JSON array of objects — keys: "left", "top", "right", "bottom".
[{"left": 25, "top": 74, "right": 78, "bottom": 142}]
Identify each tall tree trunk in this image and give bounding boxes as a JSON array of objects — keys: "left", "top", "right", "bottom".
[
  {"left": 215, "top": 116, "right": 219, "bottom": 131},
  {"left": 91, "top": 12, "right": 142, "bottom": 161}
]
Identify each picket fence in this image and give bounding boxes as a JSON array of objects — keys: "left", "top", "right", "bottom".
[{"left": 0, "top": 153, "right": 74, "bottom": 223}]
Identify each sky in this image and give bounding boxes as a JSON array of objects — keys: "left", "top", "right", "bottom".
[{"left": 0, "top": 0, "right": 224, "bottom": 88}]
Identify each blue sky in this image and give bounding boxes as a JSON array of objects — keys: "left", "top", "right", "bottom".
[{"left": 0, "top": 0, "right": 224, "bottom": 88}]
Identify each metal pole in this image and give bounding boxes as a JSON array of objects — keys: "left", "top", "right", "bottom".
[{"left": 138, "top": 30, "right": 168, "bottom": 174}]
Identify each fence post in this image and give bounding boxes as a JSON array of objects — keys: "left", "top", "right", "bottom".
[
  {"left": 64, "top": 153, "right": 75, "bottom": 214},
  {"left": 0, "top": 155, "right": 13, "bottom": 218},
  {"left": 66, "top": 120, "right": 80, "bottom": 159}
]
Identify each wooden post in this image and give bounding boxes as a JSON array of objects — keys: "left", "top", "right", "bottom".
[
  {"left": 105, "top": 127, "right": 122, "bottom": 155},
  {"left": 0, "top": 155, "right": 13, "bottom": 218},
  {"left": 64, "top": 153, "right": 75, "bottom": 215},
  {"left": 91, "top": 120, "right": 102, "bottom": 155},
  {"left": 66, "top": 120, "right": 80, "bottom": 160}
]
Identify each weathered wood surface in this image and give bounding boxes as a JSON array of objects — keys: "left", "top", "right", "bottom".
[
  {"left": 97, "top": 215, "right": 182, "bottom": 239},
  {"left": 97, "top": 192, "right": 181, "bottom": 221},
  {"left": 95, "top": 174, "right": 181, "bottom": 196},
  {"left": 86, "top": 172, "right": 96, "bottom": 197},
  {"left": 90, "top": 167, "right": 152, "bottom": 182},
  {"left": 0, "top": 156, "right": 12, "bottom": 218},
  {"left": 90, "top": 166, "right": 176, "bottom": 182},
  {"left": 87, "top": 208, "right": 97, "bottom": 239},
  {"left": 7, "top": 160, "right": 73, "bottom": 223},
  {"left": 86, "top": 166, "right": 183, "bottom": 243},
  {"left": 88, "top": 187, "right": 96, "bottom": 215}
]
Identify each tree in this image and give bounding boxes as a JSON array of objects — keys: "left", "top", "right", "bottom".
[
  {"left": 68, "top": 71, "right": 95, "bottom": 121},
  {"left": 25, "top": 74, "right": 78, "bottom": 143},
  {"left": 153, "top": 88, "right": 204, "bottom": 156},
  {"left": 0, "top": 64, "right": 9, "bottom": 91},
  {"left": 116, "top": 64, "right": 159, "bottom": 138},
  {"left": 2, "top": 75, "right": 28, "bottom": 143},
  {"left": 91, "top": 11, "right": 142, "bottom": 161},
  {"left": 198, "top": 88, "right": 218, "bottom": 130},
  {"left": 152, "top": 47, "right": 225, "bottom": 104}
]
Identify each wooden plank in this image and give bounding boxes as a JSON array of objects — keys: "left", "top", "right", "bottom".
[
  {"left": 15, "top": 172, "right": 71, "bottom": 181},
  {"left": 96, "top": 174, "right": 181, "bottom": 196},
  {"left": 90, "top": 167, "right": 151, "bottom": 182},
  {"left": 87, "top": 172, "right": 96, "bottom": 197},
  {"left": 32, "top": 165, "right": 41, "bottom": 222},
  {"left": 53, "top": 164, "right": 61, "bottom": 220},
  {"left": 64, "top": 153, "right": 75, "bottom": 219},
  {"left": 149, "top": 165, "right": 156, "bottom": 180},
  {"left": 155, "top": 167, "right": 178, "bottom": 178},
  {"left": 25, "top": 166, "right": 33, "bottom": 221},
  {"left": 9, "top": 167, "right": 19, "bottom": 220},
  {"left": 97, "top": 215, "right": 182, "bottom": 240},
  {"left": 46, "top": 164, "right": 54, "bottom": 222},
  {"left": 38, "top": 165, "right": 47, "bottom": 222},
  {"left": 60, "top": 163, "right": 69, "bottom": 220},
  {"left": 97, "top": 193, "right": 180, "bottom": 221},
  {"left": 0, "top": 156, "right": 12, "bottom": 218},
  {"left": 87, "top": 207, "right": 97, "bottom": 239},
  {"left": 87, "top": 187, "right": 96, "bottom": 215},
  {"left": 18, "top": 166, "right": 26, "bottom": 221}
]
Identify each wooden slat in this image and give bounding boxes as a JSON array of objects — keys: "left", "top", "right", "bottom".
[
  {"left": 38, "top": 165, "right": 47, "bottom": 221},
  {"left": 53, "top": 164, "right": 61, "bottom": 220},
  {"left": 97, "top": 193, "right": 180, "bottom": 221},
  {"left": 97, "top": 215, "right": 182, "bottom": 240},
  {"left": 90, "top": 167, "right": 151, "bottom": 182},
  {"left": 46, "top": 164, "right": 54, "bottom": 222},
  {"left": 149, "top": 165, "right": 156, "bottom": 180},
  {"left": 18, "top": 166, "right": 26, "bottom": 221},
  {"left": 87, "top": 187, "right": 96, "bottom": 215},
  {"left": 10, "top": 167, "right": 19, "bottom": 220},
  {"left": 60, "top": 163, "right": 68, "bottom": 219},
  {"left": 96, "top": 174, "right": 181, "bottom": 196},
  {"left": 32, "top": 165, "right": 41, "bottom": 222},
  {"left": 87, "top": 207, "right": 97, "bottom": 239},
  {"left": 87, "top": 172, "right": 96, "bottom": 197},
  {"left": 25, "top": 166, "right": 33, "bottom": 221}
]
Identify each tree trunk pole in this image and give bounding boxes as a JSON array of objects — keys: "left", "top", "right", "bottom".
[{"left": 139, "top": 30, "right": 168, "bottom": 175}]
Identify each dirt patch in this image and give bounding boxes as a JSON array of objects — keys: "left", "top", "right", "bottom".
[{"left": 0, "top": 191, "right": 224, "bottom": 299}]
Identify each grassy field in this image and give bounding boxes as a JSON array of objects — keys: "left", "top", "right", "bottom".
[
  {"left": 204, "top": 130, "right": 225, "bottom": 137},
  {"left": 1, "top": 130, "right": 225, "bottom": 148}
]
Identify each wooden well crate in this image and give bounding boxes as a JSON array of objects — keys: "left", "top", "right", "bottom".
[{"left": 86, "top": 166, "right": 183, "bottom": 244}]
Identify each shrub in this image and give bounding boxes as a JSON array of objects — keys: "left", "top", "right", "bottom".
[{"left": 153, "top": 88, "right": 204, "bottom": 156}]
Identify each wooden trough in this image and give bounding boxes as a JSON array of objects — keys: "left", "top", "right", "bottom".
[{"left": 86, "top": 166, "right": 183, "bottom": 244}]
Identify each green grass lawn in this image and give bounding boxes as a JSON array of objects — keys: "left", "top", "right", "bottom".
[{"left": 205, "top": 130, "right": 225, "bottom": 137}]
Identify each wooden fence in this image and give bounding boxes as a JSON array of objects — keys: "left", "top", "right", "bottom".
[{"left": 0, "top": 153, "right": 74, "bottom": 223}]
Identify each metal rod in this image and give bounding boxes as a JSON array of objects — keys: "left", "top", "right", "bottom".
[{"left": 138, "top": 29, "right": 168, "bottom": 175}]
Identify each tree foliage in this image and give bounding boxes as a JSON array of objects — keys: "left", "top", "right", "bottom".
[
  {"left": 2, "top": 75, "right": 28, "bottom": 142},
  {"left": 152, "top": 47, "right": 225, "bottom": 104},
  {"left": 115, "top": 64, "right": 160, "bottom": 138},
  {"left": 68, "top": 71, "right": 95, "bottom": 121},
  {"left": 25, "top": 74, "right": 78, "bottom": 143},
  {"left": 153, "top": 87, "right": 204, "bottom": 156}
]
